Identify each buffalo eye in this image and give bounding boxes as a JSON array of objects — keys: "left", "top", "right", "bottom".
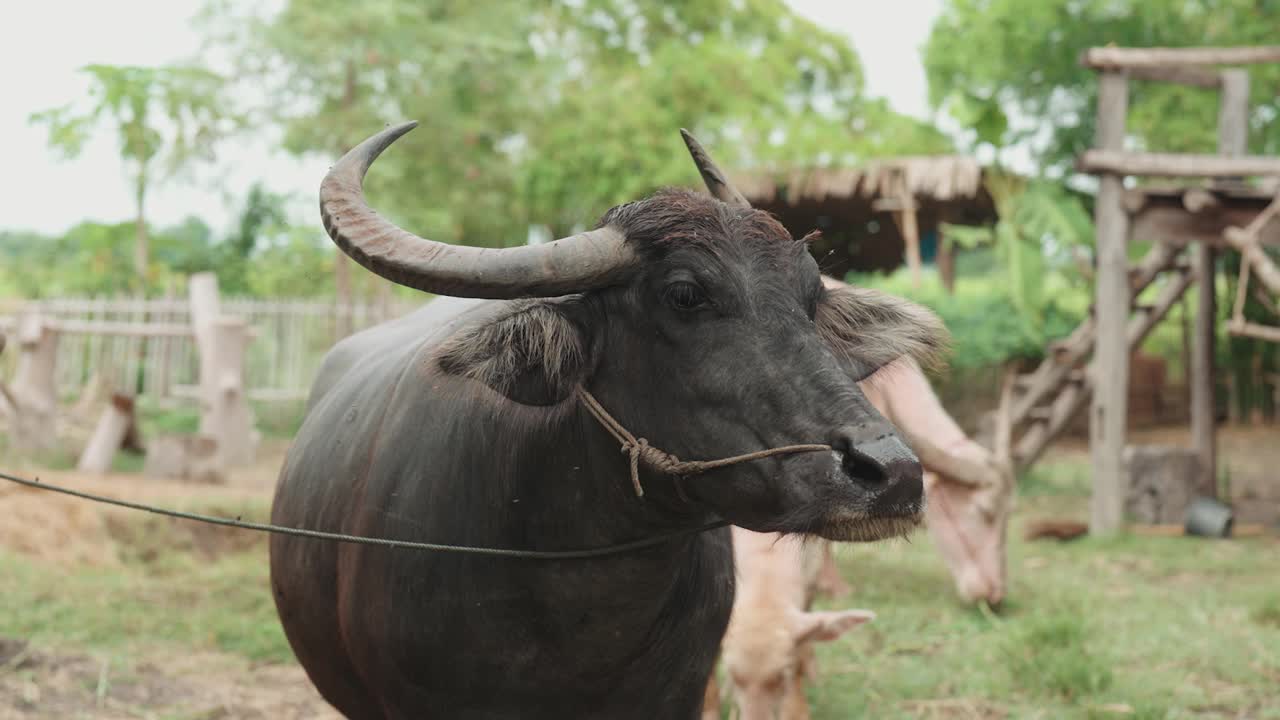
[{"left": 665, "top": 281, "right": 708, "bottom": 312}]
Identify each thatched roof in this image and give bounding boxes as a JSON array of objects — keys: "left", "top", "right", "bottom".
[{"left": 731, "top": 155, "right": 985, "bottom": 206}]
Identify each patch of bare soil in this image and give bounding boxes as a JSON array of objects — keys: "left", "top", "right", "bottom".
[
  {"left": 0, "top": 637, "right": 341, "bottom": 720},
  {"left": 0, "top": 441, "right": 290, "bottom": 567}
]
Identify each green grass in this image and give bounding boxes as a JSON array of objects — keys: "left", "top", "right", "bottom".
[
  {"left": 0, "top": 497, "right": 292, "bottom": 665},
  {"left": 3, "top": 458, "right": 1279, "bottom": 718},
  {"left": 803, "top": 473, "right": 1280, "bottom": 719}
]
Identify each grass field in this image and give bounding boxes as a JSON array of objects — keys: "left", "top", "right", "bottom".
[{"left": 1, "top": 453, "right": 1278, "bottom": 719}]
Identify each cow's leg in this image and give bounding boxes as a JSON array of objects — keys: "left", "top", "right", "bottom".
[
  {"left": 814, "top": 543, "right": 852, "bottom": 599},
  {"left": 780, "top": 667, "right": 812, "bottom": 720}
]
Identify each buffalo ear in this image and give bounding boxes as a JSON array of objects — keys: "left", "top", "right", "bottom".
[
  {"left": 435, "top": 298, "right": 591, "bottom": 405},
  {"left": 791, "top": 608, "right": 875, "bottom": 644},
  {"left": 815, "top": 276, "right": 949, "bottom": 380}
]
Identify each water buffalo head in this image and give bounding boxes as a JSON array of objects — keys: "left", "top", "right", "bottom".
[{"left": 319, "top": 123, "right": 945, "bottom": 541}]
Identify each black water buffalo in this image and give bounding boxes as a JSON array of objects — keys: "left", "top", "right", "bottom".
[{"left": 270, "top": 123, "right": 944, "bottom": 719}]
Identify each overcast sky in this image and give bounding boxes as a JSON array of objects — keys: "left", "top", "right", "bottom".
[{"left": 1, "top": 1, "right": 947, "bottom": 236}]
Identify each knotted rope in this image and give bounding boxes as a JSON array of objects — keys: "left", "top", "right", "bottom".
[
  {"left": 0, "top": 469, "right": 726, "bottom": 559},
  {"left": 575, "top": 387, "right": 832, "bottom": 497}
]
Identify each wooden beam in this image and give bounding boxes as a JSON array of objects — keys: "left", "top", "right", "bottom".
[
  {"left": 1090, "top": 70, "right": 1132, "bottom": 535},
  {"left": 1122, "top": 188, "right": 1149, "bottom": 214},
  {"left": 1190, "top": 246, "right": 1218, "bottom": 497},
  {"left": 50, "top": 320, "right": 193, "bottom": 338},
  {"left": 1182, "top": 188, "right": 1221, "bottom": 213},
  {"left": 1227, "top": 319, "right": 1280, "bottom": 343},
  {"left": 872, "top": 197, "right": 915, "bottom": 212},
  {"left": 1126, "top": 64, "right": 1223, "bottom": 88},
  {"left": 1078, "top": 150, "right": 1280, "bottom": 179},
  {"left": 1081, "top": 45, "right": 1280, "bottom": 69},
  {"left": 1132, "top": 204, "right": 1280, "bottom": 249}
]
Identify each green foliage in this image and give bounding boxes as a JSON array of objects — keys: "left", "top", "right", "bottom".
[
  {"left": 943, "top": 172, "right": 1094, "bottom": 341},
  {"left": 201, "top": 0, "right": 549, "bottom": 246},
  {"left": 244, "top": 227, "right": 338, "bottom": 298},
  {"left": 216, "top": 183, "right": 290, "bottom": 295},
  {"left": 925, "top": 0, "right": 1280, "bottom": 168},
  {"left": 850, "top": 261, "right": 1087, "bottom": 371},
  {"left": 0, "top": 183, "right": 299, "bottom": 299},
  {"left": 30, "top": 65, "right": 229, "bottom": 175},
  {"left": 201, "top": 0, "right": 953, "bottom": 246},
  {"left": 0, "top": 217, "right": 221, "bottom": 298},
  {"left": 30, "top": 64, "right": 235, "bottom": 290}
]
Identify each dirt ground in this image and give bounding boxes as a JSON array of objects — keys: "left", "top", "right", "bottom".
[
  {"left": 2, "top": 428, "right": 1277, "bottom": 718},
  {"left": 0, "top": 639, "right": 340, "bottom": 720},
  {"left": 0, "top": 440, "right": 342, "bottom": 719}
]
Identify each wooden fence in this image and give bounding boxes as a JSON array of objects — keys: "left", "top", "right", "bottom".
[{"left": 0, "top": 296, "right": 420, "bottom": 406}]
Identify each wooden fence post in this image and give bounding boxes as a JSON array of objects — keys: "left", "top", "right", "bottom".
[
  {"left": 10, "top": 313, "right": 61, "bottom": 451},
  {"left": 205, "top": 317, "right": 257, "bottom": 468},
  {"left": 188, "top": 273, "right": 257, "bottom": 471},
  {"left": 1089, "top": 70, "right": 1131, "bottom": 535},
  {"left": 77, "top": 393, "right": 138, "bottom": 473}
]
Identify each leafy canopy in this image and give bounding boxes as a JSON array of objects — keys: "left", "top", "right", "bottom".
[
  {"left": 201, "top": 0, "right": 953, "bottom": 244},
  {"left": 925, "top": 0, "right": 1280, "bottom": 169}
]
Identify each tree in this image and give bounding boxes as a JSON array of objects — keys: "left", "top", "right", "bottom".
[
  {"left": 523, "top": 0, "right": 954, "bottom": 235},
  {"left": 30, "top": 64, "right": 234, "bottom": 292},
  {"left": 202, "top": 0, "right": 953, "bottom": 242},
  {"left": 924, "top": 0, "right": 1280, "bottom": 172},
  {"left": 217, "top": 183, "right": 289, "bottom": 295}
]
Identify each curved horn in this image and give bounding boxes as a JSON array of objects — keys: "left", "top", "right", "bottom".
[
  {"left": 320, "top": 122, "right": 635, "bottom": 299},
  {"left": 679, "top": 129, "right": 751, "bottom": 208}
]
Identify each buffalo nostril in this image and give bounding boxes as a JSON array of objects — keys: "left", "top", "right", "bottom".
[{"left": 843, "top": 449, "right": 889, "bottom": 486}]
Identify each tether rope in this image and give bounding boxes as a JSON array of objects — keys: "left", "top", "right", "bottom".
[
  {"left": 0, "top": 390, "right": 833, "bottom": 558},
  {"left": 0, "top": 468, "right": 726, "bottom": 559}
]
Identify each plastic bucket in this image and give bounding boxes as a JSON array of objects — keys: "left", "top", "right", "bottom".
[{"left": 1185, "top": 496, "right": 1234, "bottom": 538}]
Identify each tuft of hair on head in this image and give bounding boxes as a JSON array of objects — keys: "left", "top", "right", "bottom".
[
  {"left": 815, "top": 279, "right": 950, "bottom": 378},
  {"left": 435, "top": 299, "right": 586, "bottom": 402}
]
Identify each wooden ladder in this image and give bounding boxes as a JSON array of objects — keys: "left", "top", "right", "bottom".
[
  {"left": 1002, "top": 240, "right": 1196, "bottom": 470},
  {"left": 1224, "top": 191, "right": 1280, "bottom": 343}
]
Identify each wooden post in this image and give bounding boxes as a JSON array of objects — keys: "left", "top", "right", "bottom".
[
  {"left": 937, "top": 229, "right": 956, "bottom": 294},
  {"left": 77, "top": 393, "right": 136, "bottom": 474},
  {"left": 1216, "top": 69, "right": 1250, "bottom": 166},
  {"left": 1089, "top": 70, "right": 1131, "bottom": 535},
  {"left": 11, "top": 313, "right": 61, "bottom": 452},
  {"left": 1189, "top": 69, "right": 1249, "bottom": 496},
  {"left": 895, "top": 185, "right": 923, "bottom": 288},
  {"left": 189, "top": 272, "right": 220, "bottom": 356},
  {"left": 1190, "top": 247, "right": 1217, "bottom": 496},
  {"left": 204, "top": 317, "right": 257, "bottom": 468},
  {"left": 189, "top": 273, "right": 257, "bottom": 470}
]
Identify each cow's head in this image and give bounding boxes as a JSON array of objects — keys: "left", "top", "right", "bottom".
[{"left": 319, "top": 123, "right": 945, "bottom": 542}]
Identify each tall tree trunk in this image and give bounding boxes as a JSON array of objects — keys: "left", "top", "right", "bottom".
[{"left": 134, "top": 182, "right": 149, "bottom": 292}]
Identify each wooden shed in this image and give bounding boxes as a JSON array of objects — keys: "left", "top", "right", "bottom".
[{"left": 730, "top": 156, "right": 997, "bottom": 284}]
